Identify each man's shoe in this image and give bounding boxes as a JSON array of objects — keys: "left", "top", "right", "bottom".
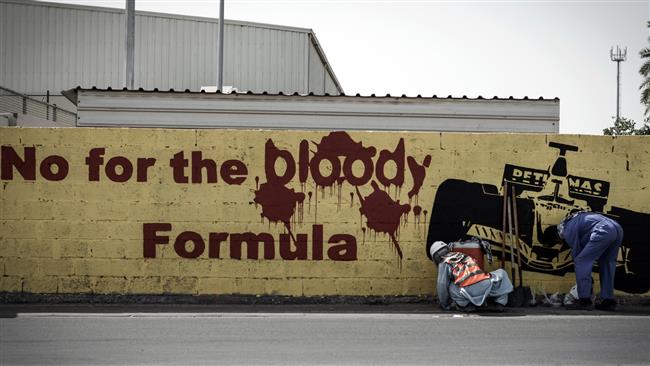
[
  {"left": 595, "top": 298, "right": 617, "bottom": 311},
  {"left": 461, "top": 304, "right": 477, "bottom": 313},
  {"left": 565, "top": 298, "right": 593, "bottom": 310}
]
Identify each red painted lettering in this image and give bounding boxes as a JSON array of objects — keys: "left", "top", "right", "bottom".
[
  {"left": 298, "top": 140, "right": 310, "bottom": 184},
  {"left": 170, "top": 151, "right": 189, "bottom": 183},
  {"left": 312, "top": 224, "right": 323, "bottom": 260},
  {"left": 208, "top": 232, "right": 228, "bottom": 258},
  {"left": 406, "top": 154, "right": 431, "bottom": 199},
  {"left": 39, "top": 155, "right": 68, "bottom": 181},
  {"left": 137, "top": 158, "right": 156, "bottom": 182},
  {"left": 220, "top": 159, "right": 247, "bottom": 185},
  {"left": 1, "top": 146, "right": 71, "bottom": 181},
  {"left": 376, "top": 138, "right": 404, "bottom": 187},
  {"left": 172, "top": 151, "right": 248, "bottom": 185},
  {"left": 327, "top": 234, "right": 357, "bottom": 261},
  {"left": 310, "top": 153, "right": 341, "bottom": 187},
  {"left": 279, "top": 233, "right": 308, "bottom": 260},
  {"left": 142, "top": 224, "right": 355, "bottom": 261},
  {"left": 143, "top": 223, "right": 172, "bottom": 258},
  {"left": 191, "top": 151, "right": 217, "bottom": 183},
  {"left": 174, "top": 231, "right": 205, "bottom": 258},
  {"left": 265, "top": 139, "right": 295, "bottom": 184},
  {"left": 85, "top": 148, "right": 105, "bottom": 181},
  {"left": 105, "top": 156, "right": 133, "bottom": 182},
  {"left": 87, "top": 148, "right": 155, "bottom": 182},
  {"left": 1, "top": 146, "right": 36, "bottom": 180},
  {"left": 230, "top": 232, "right": 275, "bottom": 260},
  {"left": 342, "top": 153, "right": 374, "bottom": 186}
]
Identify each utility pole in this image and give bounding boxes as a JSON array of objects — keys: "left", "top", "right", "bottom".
[
  {"left": 125, "top": 0, "right": 135, "bottom": 90},
  {"left": 217, "top": 0, "right": 225, "bottom": 91},
  {"left": 610, "top": 46, "right": 627, "bottom": 121}
]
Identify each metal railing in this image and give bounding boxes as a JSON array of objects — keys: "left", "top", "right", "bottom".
[{"left": 0, "top": 86, "right": 77, "bottom": 126}]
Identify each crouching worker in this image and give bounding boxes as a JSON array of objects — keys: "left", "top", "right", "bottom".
[
  {"left": 429, "top": 241, "right": 513, "bottom": 311},
  {"left": 553, "top": 211, "right": 623, "bottom": 311}
]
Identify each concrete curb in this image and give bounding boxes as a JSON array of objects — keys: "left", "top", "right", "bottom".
[{"left": 0, "top": 292, "right": 434, "bottom": 305}]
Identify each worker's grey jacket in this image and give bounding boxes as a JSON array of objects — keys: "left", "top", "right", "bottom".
[{"left": 436, "top": 263, "right": 513, "bottom": 309}]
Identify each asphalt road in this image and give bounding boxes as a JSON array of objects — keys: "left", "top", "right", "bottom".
[{"left": 2, "top": 311, "right": 650, "bottom": 365}]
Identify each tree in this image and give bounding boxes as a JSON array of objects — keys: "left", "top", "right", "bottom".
[
  {"left": 604, "top": 21, "right": 650, "bottom": 135},
  {"left": 637, "top": 117, "right": 650, "bottom": 135},
  {"left": 603, "top": 116, "right": 650, "bottom": 135},
  {"left": 604, "top": 117, "right": 638, "bottom": 135},
  {"left": 640, "top": 21, "right": 650, "bottom": 116}
]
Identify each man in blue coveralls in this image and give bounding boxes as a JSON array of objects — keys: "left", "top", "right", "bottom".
[{"left": 554, "top": 211, "right": 624, "bottom": 311}]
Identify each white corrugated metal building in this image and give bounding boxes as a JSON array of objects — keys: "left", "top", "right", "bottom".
[
  {"left": 0, "top": 0, "right": 342, "bottom": 112},
  {"left": 64, "top": 88, "right": 560, "bottom": 133},
  {"left": 1, "top": 0, "right": 560, "bottom": 132}
]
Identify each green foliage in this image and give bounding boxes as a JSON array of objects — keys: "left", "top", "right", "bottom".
[
  {"left": 640, "top": 21, "right": 650, "bottom": 117},
  {"left": 603, "top": 117, "right": 650, "bottom": 136},
  {"left": 637, "top": 118, "right": 650, "bottom": 135},
  {"left": 604, "top": 117, "right": 637, "bottom": 135}
]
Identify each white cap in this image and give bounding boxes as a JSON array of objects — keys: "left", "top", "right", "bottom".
[{"left": 429, "top": 241, "right": 448, "bottom": 258}]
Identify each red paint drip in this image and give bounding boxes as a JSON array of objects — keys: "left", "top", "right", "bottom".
[
  {"left": 314, "top": 188, "right": 318, "bottom": 222},
  {"left": 360, "top": 211, "right": 363, "bottom": 229},
  {"left": 355, "top": 181, "right": 410, "bottom": 259},
  {"left": 337, "top": 180, "right": 343, "bottom": 211},
  {"left": 413, "top": 205, "right": 422, "bottom": 225},
  {"left": 307, "top": 191, "right": 312, "bottom": 214}
]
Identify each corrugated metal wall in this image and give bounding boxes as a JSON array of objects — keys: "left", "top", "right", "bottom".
[
  {"left": 73, "top": 90, "right": 560, "bottom": 133},
  {"left": 308, "top": 42, "right": 326, "bottom": 95},
  {"left": 0, "top": 0, "right": 342, "bottom": 108}
]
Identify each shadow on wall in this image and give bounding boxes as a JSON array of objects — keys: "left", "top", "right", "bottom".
[{"left": 426, "top": 142, "right": 650, "bottom": 294}]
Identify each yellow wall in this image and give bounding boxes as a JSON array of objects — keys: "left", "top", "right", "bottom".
[{"left": 1, "top": 127, "right": 648, "bottom": 296}]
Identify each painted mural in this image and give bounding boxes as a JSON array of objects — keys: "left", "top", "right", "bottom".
[
  {"left": 0, "top": 127, "right": 648, "bottom": 296},
  {"left": 426, "top": 141, "right": 650, "bottom": 294},
  {"left": 138, "top": 131, "right": 431, "bottom": 263},
  {"left": 252, "top": 132, "right": 431, "bottom": 260}
]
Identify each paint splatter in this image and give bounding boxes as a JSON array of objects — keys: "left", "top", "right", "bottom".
[
  {"left": 355, "top": 181, "right": 410, "bottom": 259},
  {"left": 314, "top": 131, "right": 377, "bottom": 158},
  {"left": 254, "top": 181, "right": 305, "bottom": 239}
]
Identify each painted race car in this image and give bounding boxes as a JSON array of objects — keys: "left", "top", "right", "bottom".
[{"left": 426, "top": 142, "right": 650, "bottom": 294}]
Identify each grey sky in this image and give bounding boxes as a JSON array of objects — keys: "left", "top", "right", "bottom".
[{"left": 44, "top": 0, "right": 649, "bottom": 135}]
